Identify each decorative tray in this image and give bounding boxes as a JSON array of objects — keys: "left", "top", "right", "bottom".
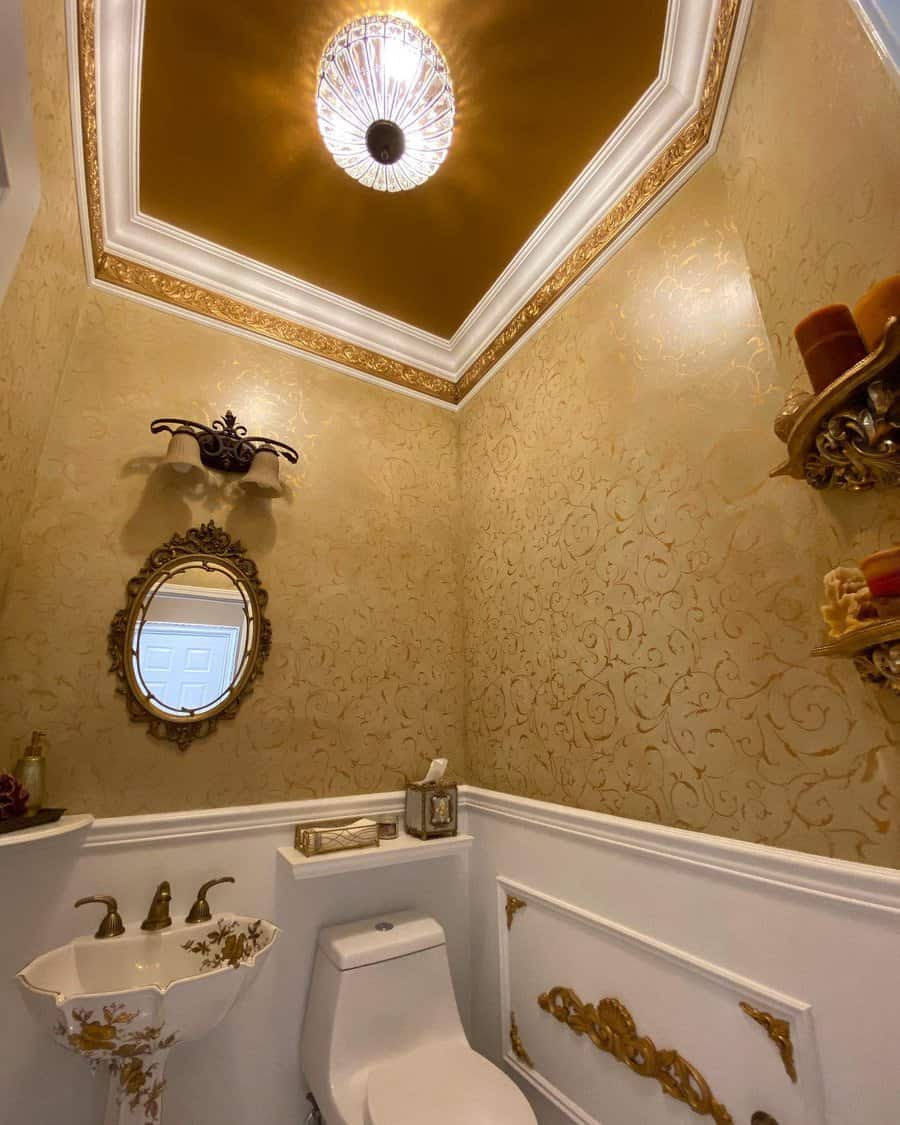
[{"left": 0, "top": 808, "right": 66, "bottom": 836}]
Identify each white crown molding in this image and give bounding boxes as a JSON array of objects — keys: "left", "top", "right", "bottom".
[
  {"left": 82, "top": 784, "right": 900, "bottom": 917},
  {"left": 67, "top": 0, "right": 749, "bottom": 405},
  {"left": 0, "top": 0, "right": 41, "bottom": 305},
  {"left": 847, "top": 0, "right": 900, "bottom": 85}
]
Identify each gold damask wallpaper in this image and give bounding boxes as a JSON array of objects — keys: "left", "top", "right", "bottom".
[
  {"left": 459, "top": 0, "right": 900, "bottom": 865},
  {"left": 0, "top": 0, "right": 86, "bottom": 603},
  {"left": 1, "top": 0, "right": 898, "bottom": 861},
  {"left": 0, "top": 292, "right": 464, "bottom": 814}
]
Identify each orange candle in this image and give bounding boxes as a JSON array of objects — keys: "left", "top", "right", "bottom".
[
  {"left": 853, "top": 275, "right": 900, "bottom": 352},
  {"left": 794, "top": 304, "right": 867, "bottom": 394}
]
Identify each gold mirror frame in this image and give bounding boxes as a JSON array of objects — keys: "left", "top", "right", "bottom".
[{"left": 108, "top": 522, "right": 271, "bottom": 750}]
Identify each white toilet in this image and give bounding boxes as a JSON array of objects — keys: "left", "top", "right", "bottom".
[{"left": 301, "top": 911, "right": 538, "bottom": 1125}]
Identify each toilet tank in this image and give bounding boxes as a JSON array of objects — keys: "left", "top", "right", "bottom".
[{"left": 301, "top": 911, "right": 467, "bottom": 1117}]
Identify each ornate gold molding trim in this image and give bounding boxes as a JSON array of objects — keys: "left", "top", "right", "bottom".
[
  {"left": 75, "top": 0, "right": 744, "bottom": 408},
  {"left": 74, "top": 0, "right": 455, "bottom": 405},
  {"left": 739, "top": 1002, "right": 798, "bottom": 1083},
  {"left": 506, "top": 894, "right": 527, "bottom": 930},
  {"left": 455, "top": 0, "right": 742, "bottom": 402},
  {"left": 538, "top": 987, "right": 734, "bottom": 1125},
  {"left": 509, "top": 1011, "right": 534, "bottom": 1068}
]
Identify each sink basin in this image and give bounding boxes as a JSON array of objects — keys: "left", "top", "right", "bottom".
[{"left": 18, "top": 914, "right": 279, "bottom": 1125}]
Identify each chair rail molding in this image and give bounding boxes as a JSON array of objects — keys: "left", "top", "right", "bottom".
[{"left": 80, "top": 786, "right": 900, "bottom": 916}]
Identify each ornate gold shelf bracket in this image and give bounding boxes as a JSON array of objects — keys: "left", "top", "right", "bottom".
[
  {"left": 537, "top": 987, "right": 734, "bottom": 1125},
  {"left": 739, "top": 1002, "right": 797, "bottom": 1083},
  {"left": 509, "top": 1011, "right": 534, "bottom": 1068},
  {"left": 506, "top": 894, "right": 527, "bottom": 930},
  {"left": 772, "top": 318, "right": 900, "bottom": 491}
]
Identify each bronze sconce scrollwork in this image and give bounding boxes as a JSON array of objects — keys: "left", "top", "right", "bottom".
[{"left": 152, "top": 410, "right": 299, "bottom": 493}]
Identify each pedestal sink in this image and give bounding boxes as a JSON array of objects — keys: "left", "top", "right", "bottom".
[{"left": 17, "top": 914, "right": 279, "bottom": 1124}]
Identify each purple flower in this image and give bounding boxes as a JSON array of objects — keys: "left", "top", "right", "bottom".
[{"left": 0, "top": 772, "right": 29, "bottom": 820}]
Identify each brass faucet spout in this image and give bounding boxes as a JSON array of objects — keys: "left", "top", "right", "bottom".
[{"left": 141, "top": 880, "right": 173, "bottom": 931}]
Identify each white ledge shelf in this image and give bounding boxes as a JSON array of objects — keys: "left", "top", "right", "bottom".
[
  {"left": 0, "top": 814, "right": 94, "bottom": 849},
  {"left": 277, "top": 832, "right": 473, "bottom": 880}
]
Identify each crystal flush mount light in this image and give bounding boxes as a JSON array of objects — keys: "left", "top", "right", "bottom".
[{"left": 316, "top": 14, "right": 455, "bottom": 192}]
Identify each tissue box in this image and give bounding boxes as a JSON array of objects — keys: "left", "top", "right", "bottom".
[
  {"left": 405, "top": 781, "right": 458, "bottom": 839},
  {"left": 294, "top": 817, "right": 380, "bottom": 857}
]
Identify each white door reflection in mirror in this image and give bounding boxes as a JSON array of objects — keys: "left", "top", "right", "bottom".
[{"left": 131, "top": 564, "right": 252, "bottom": 718}]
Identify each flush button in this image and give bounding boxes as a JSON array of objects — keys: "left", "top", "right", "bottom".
[{"left": 374, "top": 922, "right": 394, "bottom": 932}]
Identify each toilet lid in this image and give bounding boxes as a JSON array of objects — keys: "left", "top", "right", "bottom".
[{"left": 365, "top": 1044, "right": 536, "bottom": 1125}]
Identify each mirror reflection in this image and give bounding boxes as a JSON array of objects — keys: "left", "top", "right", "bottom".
[{"left": 131, "top": 561, "right": 256, "bottom": 718}]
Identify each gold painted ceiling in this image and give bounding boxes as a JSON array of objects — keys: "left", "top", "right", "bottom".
[{"left": 139, "top": 0, "right": 668, "bottom": 338}]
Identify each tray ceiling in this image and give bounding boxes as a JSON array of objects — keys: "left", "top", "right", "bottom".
[
  {"left": 67, "top": 0, "right": 751, "bottom": 407},
  {"left": 139, "top": 0, "right": 666, "bottom": 339}
]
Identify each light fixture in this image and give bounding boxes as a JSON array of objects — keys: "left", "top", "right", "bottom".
[
  {"left": 151, "top": 411, "right": 298, "bottom": 495},
  {"left": 163, "top": 428, "right": 204, "bottom": 474},
  {"left": 241, "top": 448, "right": 281, "bottom": 495},
  {"left": 316, "top": 14, "right": 455, "bottom": 192}
]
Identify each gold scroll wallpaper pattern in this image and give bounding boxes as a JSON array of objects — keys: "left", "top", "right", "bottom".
[
  {"left": 718, "top": 0, "right": 900, "bottom": 389},
  {"left": 0, "top": 292, "right": 464, "bottom": 816},
  {"left": 1, "top": 0, "right": 899, "bottom": 861},
  {"left": 459, "top": 152, "right": 900, "bottom": 866},
  {"left": 0, "top": 0, "right": 86, "bottom": 602}
]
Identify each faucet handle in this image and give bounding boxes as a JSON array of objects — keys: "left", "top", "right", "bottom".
[
  {"left": 186, "top": 876, "right": 235, "bottom": 924},
  {"left": 75, "top": 895, "right": 126, "bottom": 939}
]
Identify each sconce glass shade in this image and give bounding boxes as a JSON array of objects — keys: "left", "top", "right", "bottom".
[
  {"left": 241, "top": 448, "right": 281, "bottom": 495},
  {"left": 164, "top": 429, "right": 204, "bottom": 474}
]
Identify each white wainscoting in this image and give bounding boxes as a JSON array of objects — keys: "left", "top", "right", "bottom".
[
  {"left": 460, "top": 788, "right": 900, "bottom": 1125},
  {"left": 1, "top": 786, "right": 898, "bottom": 1124}
]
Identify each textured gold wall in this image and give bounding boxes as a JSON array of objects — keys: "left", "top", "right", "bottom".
[
  {"left": 719, "top": 0, "right": 900, "bottom": 383},
  {"left": 0, "top": 0, "right": 87, "bottom": 603},
  {"left": 459, "top": 0, "right": 900, "bottom": 866},
  {"left": 2, "top": 0, "right": 899, "bottom": 862},
  {"left": 0, "top": 292, "right": 463, "bottom": 815}
]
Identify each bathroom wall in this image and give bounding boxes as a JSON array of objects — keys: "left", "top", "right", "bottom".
[
  {"left": 0, "top": 0, "right": 87, "bottom": 604},
  {"left": 459, "top": 0, "right": 900, "bottom": 867},
  {"left": 0, "top": 290, "right": 464, "bottom": 815}
]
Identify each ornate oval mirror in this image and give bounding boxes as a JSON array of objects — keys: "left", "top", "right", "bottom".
[{"left": 108, "top": 522, "right": 271, "bottom": 749}]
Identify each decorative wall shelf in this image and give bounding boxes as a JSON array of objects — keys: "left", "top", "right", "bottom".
[
  {"left": 771, "top": 318, "right": 900, "bottom": 490},
  {"left": 0, "top": 813, "right": 93, "bottom": 849},
  {"left": 277, "top": 831, "right": 473, "bottom": 880},
  {"left": 813, "top": 617, "right": 900, "bottom": 694}
]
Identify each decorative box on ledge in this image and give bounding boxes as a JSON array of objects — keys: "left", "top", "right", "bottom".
[
  {"left": 813, "top": 617, "right": 900, "bottom": 694},
  {"left": 771, "top": 317, "right": 900, "bottom": 491}
]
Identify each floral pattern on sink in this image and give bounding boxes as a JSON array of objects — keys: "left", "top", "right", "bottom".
[
  {"left": 181, "top": 917, "right": 268, "bottom": 970},
  {"left": 54, "top": 1002, "right": 175, "bottom": 1123}
]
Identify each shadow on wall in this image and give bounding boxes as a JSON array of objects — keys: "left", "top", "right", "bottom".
[{"left": 119, "top": 458, "right": 291, "bottom": 558}]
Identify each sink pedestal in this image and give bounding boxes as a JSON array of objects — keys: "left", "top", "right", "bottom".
[{"left": 102, "top": 1045, "right": 172, "bottom": 1125}]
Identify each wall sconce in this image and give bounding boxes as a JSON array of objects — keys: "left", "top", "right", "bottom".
[{"left": 151, "top": 410, "right": 299, "bottom": 495}]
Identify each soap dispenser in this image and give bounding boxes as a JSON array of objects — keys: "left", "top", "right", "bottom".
[{"left": 14, "top": 731, "right": 46, "bottom": 813}]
